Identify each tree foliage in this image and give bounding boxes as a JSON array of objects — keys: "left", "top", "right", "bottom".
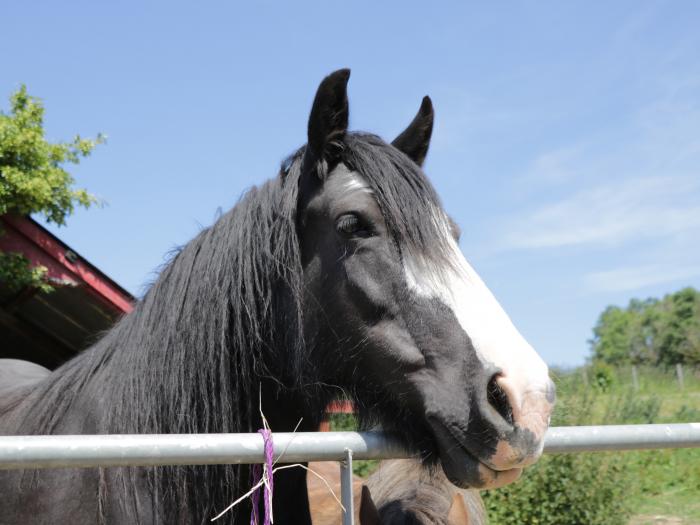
[
  {"left": 590, "top": 287, "right": 700, "bottom": 366},
  {"left": 0, "top": 85, "right": 103, "bottom": 292}
]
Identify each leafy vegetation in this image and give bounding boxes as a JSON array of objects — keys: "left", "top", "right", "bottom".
[
  {"left": 0, "top": 85, "right": 103, "bottom": 292},
  {"left": 591, "top": 288, "right": 700, "bottom": 367},
  {"left": 0, "top": 251, "right": 52, "bottom": 294}
]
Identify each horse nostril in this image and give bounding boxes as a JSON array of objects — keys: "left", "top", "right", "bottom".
[{"left": 487, "top": 374, "right": 514, "bottom": 426}]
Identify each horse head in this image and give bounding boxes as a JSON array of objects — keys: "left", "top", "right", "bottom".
[{"left": 294, "top": 70, "right": 555, "bottom": 489}]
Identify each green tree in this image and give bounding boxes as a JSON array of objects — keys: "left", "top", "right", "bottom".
[
  {"left": 0, "top": 85, "right": 103, "bottom": 293},
  {"left": 655, "top": 288, "right": 700, "bottom": 365},
  {"left": 590, "top": 288, "right": 700, "bottom": 367},
  {"left": 627, "top": 298, "right": 661, "bottom": 365},
  {"left": 590, "top": 305, "right": 636, "bottom": 365}
]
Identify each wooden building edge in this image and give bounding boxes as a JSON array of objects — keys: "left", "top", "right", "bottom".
[{"left": 0, "top": 214, "right": 134, "bottom": 369}]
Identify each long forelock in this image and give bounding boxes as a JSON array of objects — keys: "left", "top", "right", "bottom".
[
  {"left": 283, "top": 135, "right": 463, "bottom": 366},
  {"left": 282, "top": 133, "right": 455, "bottom": 270},
  {"left": 341, "top": 133, "right": 455, "bottom": 269}
]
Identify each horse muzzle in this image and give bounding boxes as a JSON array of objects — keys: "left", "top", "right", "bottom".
[
  {"left": 481, "top": 375, "right": 555, "bottom": 471},
  {"left": 429, "top": 375, "right": 555, "bottom": 487},
  {"left": 429, "top": 417, "right": 523, "bottom": 489}
]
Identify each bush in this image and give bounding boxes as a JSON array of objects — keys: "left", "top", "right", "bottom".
[
  {"left": 483, "top": 453, "right": 630, "bottom": 525},
  {"left": 590, "top": 361, "right": 616, "bottom": 392}
]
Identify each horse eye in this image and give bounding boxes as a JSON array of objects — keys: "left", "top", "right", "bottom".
[{"left": 336, "top": 214, "right": 364, "bottom": 236}]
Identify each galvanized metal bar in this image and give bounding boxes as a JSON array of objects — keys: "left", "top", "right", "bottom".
[
  {"left": 544, "top": 423, "right": 700, "bottom": 453},
  {"left": 0, "top": 423, "right": 698, "bottom": 470},
  {"left": 340, "top": 448, "right": 355, "bottom": 525},
  {"left": 0, "top": 431, "right": 409, "bottom": 470}
]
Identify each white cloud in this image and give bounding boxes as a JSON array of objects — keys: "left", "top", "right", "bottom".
[
  {"left": 526, "top": 146, "right": 583, "bottom": 184},
  {"left": 585, "top": 264, "right": 700, "bottom": 293},
  {"left": 500, "top": 175, "right": 700, "bottom": 250},
  {"left": 495, "top": 62, "right": 700, "bottom": 253}
]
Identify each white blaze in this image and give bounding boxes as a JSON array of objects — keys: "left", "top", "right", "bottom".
[
  {"left": 403, "top": 209, "right": 551, "bottom": 405},
  {"left": 338, "top": 165, "right": 373, "bottom": 194}
]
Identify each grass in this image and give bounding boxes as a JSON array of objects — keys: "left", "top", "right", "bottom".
[{"left": 626, "top": 448, "right": 700, "bottom": 523}]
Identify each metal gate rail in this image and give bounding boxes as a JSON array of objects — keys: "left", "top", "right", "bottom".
[{"left": 1, "top": 423, "right": 699, "bottom": 525}]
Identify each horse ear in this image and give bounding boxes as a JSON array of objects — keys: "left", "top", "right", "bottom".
[
  {"left": 304, "top": 68, "right": 351, "bottom": 172},
  {"left": 391, "top": 96, "right": 434, "bottom": 166},
  {"left": 359, "top": 485, "right": 381, "bottom": 525},
  {"left": 447, "top": 492, "right": 471, "bottom": 525}
]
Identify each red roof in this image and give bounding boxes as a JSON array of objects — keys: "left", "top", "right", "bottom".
[{"left": 0, "top": 214, "right": 134, "bottom": 368}]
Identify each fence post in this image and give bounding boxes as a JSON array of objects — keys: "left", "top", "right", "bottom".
[
  {"left": 631, "top": 365, "right": 639, "bottom": 391},
  {"left": 340, "top": 448, "right": 355, "bottom": 525},
  {"left": 676, "top": 363, "right": 685, "bottom": 390}
]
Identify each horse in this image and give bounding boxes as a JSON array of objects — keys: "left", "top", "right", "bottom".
[
  {"left": 0, "top": 69, "right": 555, "bottom": 524},
  {"left": 307, "top": 461, "right": 364, "bottom": 524},
  {"left": 307, "top": 459, "right": 485, "bottom": 525},
  {"left": 361, "top": 459, "right": 486, "bottom": 525}
]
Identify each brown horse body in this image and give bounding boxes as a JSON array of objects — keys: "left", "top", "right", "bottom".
[{"left": 308, "top": 459, "right": 486, "bottom": 525}]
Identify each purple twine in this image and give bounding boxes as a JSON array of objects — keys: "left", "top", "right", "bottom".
[{"left": 250, "top": 428, "right": 274, "bottom": 525}]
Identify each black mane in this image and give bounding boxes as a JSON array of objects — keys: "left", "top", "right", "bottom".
[{"left": 5, "top": 132, "right": 452, "bottom": 523}]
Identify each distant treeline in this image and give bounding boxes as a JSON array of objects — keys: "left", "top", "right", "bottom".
[{"left": 590, "top": 287, "right": 700, "bottom": 367}]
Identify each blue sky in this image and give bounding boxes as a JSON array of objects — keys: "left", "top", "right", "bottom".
[{"left": 3, "top": 1, "right": 699, "bottom": 366}]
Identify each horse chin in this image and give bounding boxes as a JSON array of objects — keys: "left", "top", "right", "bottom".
[
  {"left": 429, "top": 419, "right": 523, "bottom": 490},
  {"left": 441, "top": 453, "right": 523, "bottom": 490}
]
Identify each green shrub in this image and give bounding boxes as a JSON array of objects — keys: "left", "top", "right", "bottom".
[
  {"left": 674, "top": 403, "right": 700, "bottom": 422},
  {"left": 604, "top": 391, "right": 661, "bottom": 424},
  {"left": 590, "top": 361, "right": 616, "bottom": 392},
  {"left": 483, "top": 452, "right": 630, "bottom": 525}
]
